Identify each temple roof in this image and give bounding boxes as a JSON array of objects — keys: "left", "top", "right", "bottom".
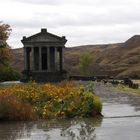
[{"left": 21, "top": 28, "right": 67, "bottom": 45}]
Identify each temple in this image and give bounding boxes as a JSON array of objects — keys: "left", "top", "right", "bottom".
[{"left": 21, "top": 28, "right": 67, "bottom": 82}]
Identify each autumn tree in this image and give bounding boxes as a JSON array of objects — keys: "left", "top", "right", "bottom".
[
  {"left": 0, "top": 22, "right": 20, "bottom": 82},
  {"left": 78, "top": 52, "right": 95, "bottom": 76},
  {"left": 0, "top": 21, "right": 11, "bottom": 66}
]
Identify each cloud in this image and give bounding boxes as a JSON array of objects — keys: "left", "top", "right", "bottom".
[
  {"left": 3, "top": 0, "right": 63, "bottom": 5},
  {"left": 7, "top": 0, "right": 140, "bottom": 6},
  {"left": 1, "top": 0, "right": 140, "bottom": 48}
]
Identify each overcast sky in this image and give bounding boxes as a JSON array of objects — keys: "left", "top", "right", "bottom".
[{"left": 0, "top": 0, "right": 140, "bottom": 48}]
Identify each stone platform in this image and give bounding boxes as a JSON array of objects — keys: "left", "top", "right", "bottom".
[{"left": 21, "top": 70, "right": 67, "bottom": 82}]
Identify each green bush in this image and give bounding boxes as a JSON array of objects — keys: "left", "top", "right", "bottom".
[
  {"left": 78, "top": 52, "right": 95, "bottom": 76},
  {"left": 0, "top": 66, "right": 20, "bottom": 82}
]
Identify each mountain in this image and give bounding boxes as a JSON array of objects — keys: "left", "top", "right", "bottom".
[{"left": 11, "top": 35, "right": 140, "bottom": 78}]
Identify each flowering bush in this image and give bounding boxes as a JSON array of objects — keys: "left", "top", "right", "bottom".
[{"left": 0, "top": 81, "right": 102, "bottom": 120}]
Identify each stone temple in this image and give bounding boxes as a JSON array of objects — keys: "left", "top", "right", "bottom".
[{"left": 21, "top": 28, "right": 67, "bottom": 82}]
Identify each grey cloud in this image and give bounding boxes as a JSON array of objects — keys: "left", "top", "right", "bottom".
[
  {"left": 11, "top": 0, "right": 140, "bottom": 6},
  {"left": 7, "top": 8, "right": 140, "bottom": 31},
  {"left": 2, "top": 0, "right": 140, "bottom": 48},
  {"left": 9, "top": 0, "right": 64, "bottom": 5},
  {"left": 5, "top": 0, "right": 140, "bottom": 28},
  {"left": 33, "top": 3, "right": 140, "bottom": 27}
]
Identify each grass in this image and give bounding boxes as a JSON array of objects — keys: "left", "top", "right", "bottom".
[
  {"left": 132, "top": 80, "right": 140, "bottom": 85},
  {"left": 115, "top": 84, "right": 140, "bottom": 94}
]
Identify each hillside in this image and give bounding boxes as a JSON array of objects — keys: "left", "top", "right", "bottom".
[{"left": 11, "top": 35, "right": 140, "bottom": 78}]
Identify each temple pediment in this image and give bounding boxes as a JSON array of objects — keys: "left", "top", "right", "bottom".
[{"left": 21, "top": 28, "right": 67, "bottom": 44}]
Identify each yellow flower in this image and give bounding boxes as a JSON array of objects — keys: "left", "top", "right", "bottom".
[
  {"left": 43, "top": 112, "right": 46, "bottom": 115},
  {"left": 67, "top": 107, "right": 72, "bottom": 113},
  {"left": 61, "top": 112, "right": 65, "bottom": 116}
]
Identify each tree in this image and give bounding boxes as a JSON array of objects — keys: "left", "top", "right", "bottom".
[
  {"left": 0, "top": 22, "right": 20, "bottom": 82},
  {"left": 78, "top": 52, "right": 95, "bottom": 76},
  {"left": 0, "top": 22, "right": 11, "bottom": 66}
]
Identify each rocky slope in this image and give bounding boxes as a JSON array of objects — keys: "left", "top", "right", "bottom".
[{"left": 11, "top": 35, "right": 140, "bottom": 78}]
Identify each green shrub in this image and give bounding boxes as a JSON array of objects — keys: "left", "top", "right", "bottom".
[{"left": 0, "top": 66, "right": 20, "bottom": 82}]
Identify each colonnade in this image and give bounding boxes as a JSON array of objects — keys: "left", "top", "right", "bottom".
[{"left": 24, "top": 46, "right": 63, "bottom": 72}]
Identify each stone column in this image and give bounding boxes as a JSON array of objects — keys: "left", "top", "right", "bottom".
[
  {"left": 39, "top": 47, "right": 42, "bottom": 71},
  {"left": 54, "top": 47, "right": 58, "bottom": 71},
  {"left": 47, "top": 47, "right": 50, "bottom": 72},
  {"left": 27, "top": 47, "right": 30, "bottom": 71},
  {"left": 60, "top": 47, "right": 63, "bottom": 72},
  {"left": 31, "top": 47, "right": 35, "bottom": 71},
  {"left": 24, "top": 47, "right": 27, "bottom": 70},
  {"left": 62, "top": 47, "right": 64, "bottom": 64}
]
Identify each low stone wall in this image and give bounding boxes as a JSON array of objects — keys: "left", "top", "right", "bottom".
[{"left": 69, "top": 76, "right": 95, "bottom": 81}]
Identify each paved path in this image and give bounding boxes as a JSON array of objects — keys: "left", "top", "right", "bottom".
[{"left": 93, "top": 82, "right": 140, "bottom": 140}]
